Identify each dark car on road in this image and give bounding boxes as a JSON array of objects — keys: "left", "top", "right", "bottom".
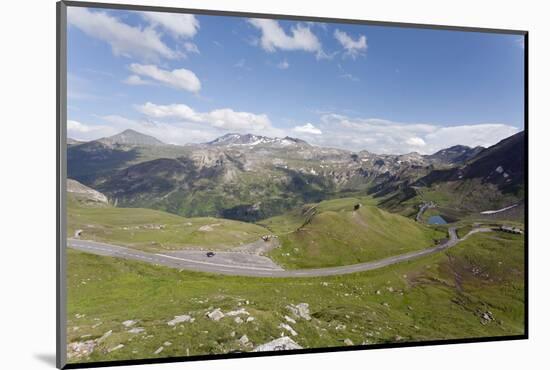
[{"left": 206, "top": 251, "right": 215, "bottom": 257}]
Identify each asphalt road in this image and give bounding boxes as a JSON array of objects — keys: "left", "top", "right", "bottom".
[{"left": 68, "top": 227, "right": 474, "bottom": 277}]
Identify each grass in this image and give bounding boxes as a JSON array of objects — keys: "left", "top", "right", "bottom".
[
  {"left": 67, "top": 194, "right": 270, "bottom": 252},
  {"left": 66, "top": 230, "right": 525, "bottom": 364},
  {"left": 261, "top": 197, "right": 446, "bottom": 269}
]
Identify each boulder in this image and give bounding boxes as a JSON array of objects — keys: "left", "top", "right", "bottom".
[
  {"left": 167, "top": 315, "right": 194, "bottom": 326},
  {"left": 206, "top": 308, "right": 225, "bottom": 321},
  {"left": 253, "top": 336, "right": 302, "bottom": 352}
]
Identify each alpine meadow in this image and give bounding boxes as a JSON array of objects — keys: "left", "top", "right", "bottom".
[{"left": 63, "top": 5, "right": 526, "bottom": 365}]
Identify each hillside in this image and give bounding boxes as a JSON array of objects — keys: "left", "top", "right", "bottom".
[
  {"left": 67, "top": 179, "right": 109, "bottom": 206},
  {"left": 68, "top": 188, "right": 271, "bottom": 252},
  {"left": 66, "top": 228, "right": 524, "bottom": 362},
  {"left": 67, "top": 129, "right": 525, "bottom": 222},
  {"left": 260, "top": 197, "right": 445, "bottom": 269},
  {"left": 380, "top": 131, "right": 525, "bottom": 217}
]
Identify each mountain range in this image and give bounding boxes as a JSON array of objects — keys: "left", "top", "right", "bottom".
[{"left": 67, "top": 129, "right": 525, "bottom": 222}]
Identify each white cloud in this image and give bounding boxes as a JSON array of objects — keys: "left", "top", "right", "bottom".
[
  {"left": 67, "top": 7, "right": 178, "bottom": 61},
  {"left": 123, "top": 74, "right": 151, "bottom": 86},
  {"left": 334, "top": 29, "right": 367, "bottom": 59},
  {"left": 248, "top": 19, "right": 323, "bottom": 57},
  {"left": 128, "top": 64, "right": 201, "bottom": 93},
  {"left": 136, "top": 102, "right": 281, "bottom": 135},
  {"left": 292, "top": 123, "right": 322, "bottom": 135},
  {"left": 141, "top": 12, "right": 199, "bottom": 39},
  {"left": 67, "top": 120, "right": 118, "bottom": 141},
  {"left": 406, "top": 137, "right": 427, "bottom": 147},
  {"left": 307, "top": 113, "right": 520, "bottom": 154},
  {"left": 183, "top": 42, "right": 200, "bottom": 54},
  {"left": 277, "top": 60, "right": 290, "bottom": 69}
]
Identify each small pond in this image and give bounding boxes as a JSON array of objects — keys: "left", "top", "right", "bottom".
[{"left": 427, "top": 215, "right": 447, "bottom": 225}]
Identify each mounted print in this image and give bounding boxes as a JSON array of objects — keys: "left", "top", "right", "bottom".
[{"left": 56, "top": 1, "right": 528, "bottom": 368}]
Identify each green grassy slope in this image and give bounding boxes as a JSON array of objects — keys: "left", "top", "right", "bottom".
[
  {"left": 66, "top": 230, "right": 524, "bottom": 364},
  {"left": 261, "top": 197, "right": 446, "bottom": 269},
  {"left": 67, "top": 194, "right": 270, "bottom": 251}
]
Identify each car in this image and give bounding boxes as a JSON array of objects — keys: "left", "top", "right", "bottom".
[{"left": 206, "top": 251, "right": 215, "bottom": 257}]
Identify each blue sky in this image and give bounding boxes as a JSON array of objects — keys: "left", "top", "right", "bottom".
[{"left": 67, "top": 6, "right": 525, "bottom": 154}]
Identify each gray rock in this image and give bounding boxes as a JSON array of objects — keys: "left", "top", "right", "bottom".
[
  {"left": 226, "top": 308, "right": 249, "bottom": 316},
  {"left": 108, "top": 344, "right": 124, "bottom": 353},
  {"left": 286, "top": 303, "right": 311, "bottom": 321},
  {"left": 284, "top": 315, "right": 296, "bottom": 324},
  {"left": 122, "top": 320, "right": 137, "bottom": 327},
  {"left": 278, "top": 323, "right": 298, "bottom": 336},
  {"left": 167, "top": 315, "right": 194, "bottom": 326},
  {"left": 67, "top": 340, "right": 96, "bottom": 359},
  {"left": 206, "top": 308, "right": 225, "bottom": 321},
  {"left": 253, "top": 336, "right": 302, "bottom": 352},
  {"left": 154, "top": 346, "right": 164, "bottom": 355},
  {"left": 97, "top": 330, "right": 112, "bottom": 343},
  {"left": 239, "top": 335, "right": 249, "bottom": 345},
  {"left": 128, "top": 327, "right": 145, "bottom": 334},
  {"left": 344, "top": 338, "right": 354, "bottom": 346}
]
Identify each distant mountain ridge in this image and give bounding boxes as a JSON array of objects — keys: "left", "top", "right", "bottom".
[
  {"left": 426, "top": 145, "right": 485, "bottom": 164},
  {"left": 97, "top": 129, "right": 165, "bottom": 147},
  {"left": 67, "top": 128, "right": 525, "bottom": 222},
  {"left": 205, "top": 133, "right": 309, "bottom": 147}
]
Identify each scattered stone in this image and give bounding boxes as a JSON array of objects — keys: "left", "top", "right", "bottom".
[
  {"left": 97, "top": 330, "right": 112, "bottom": 343},
  {"left": 284, "top": 315, "right": 296, "bottom": 324},
  {"left": 387, "top": 287, "right": 394, "bottom": 292},
  {"left": 279, "top": 323, "right": 298, "bottom": 336},
  {"left": 321, "top": 282, "right": 329, "bottom": 287},
  {"left": 375, "top": 290, "right": 381, "bottom": 295},
  {"left": 235, "top": 317, "right": 243, "bottom": 324},
  {"left": 286, "top": 303, "right": 311, "bottom": 321},
  {"left": 253, "top": 337, "right": 302, "bottom": 352},
  {"left": 164, "top": 341, "right": 172, "bottom": 346},
  {"left": 344, "top": 338, "right": 354, "bottom": 346},
  {"left": 108, "top": 344, "right": 124, "bottom": 353},
  {"left": 128, "top": 327, "right": 145, "bottom": 334},
  {"left": 91, "top": 322, "right": 102, "bottom": 329},
  {"left": 394, "top": 335, "right": 404, "bottom": 341},
  {"left": 67, "top": 341, "right": 96, "bottom": 359},
  {"left": 226, "top": 308, "right": 249, "bottom": 317},
  {"left": 230, "top": 331, "right": 236, "bottom": 337},
  {"left": 335, "top": 324, "right": 347, "bottom": 331},
  {"left": 75, "top": 313, "right": 86, "bottom": 319},
  {"left": 480, "top": 311, "right": 494, "bottom": 324},
  {"left": 154, "top": 346, "right": 164, "bottom": 355},
  {"left": 122, "top": 320, "right": 137, "bottom": 327},
  {"left": 206, "top": 308, "right": 225, "bottom": 321},
  {"left": 167, "top": 315, "right": 194, "bottom": 326},
  {"left": 239, "top": 335, "right": 249, "bottom": 345},
  {"left": 80, "top": 334, "right": 92, "bottom": 339},
  {"left": 246, "top": 316, "right": 255, "bottom": 323}
]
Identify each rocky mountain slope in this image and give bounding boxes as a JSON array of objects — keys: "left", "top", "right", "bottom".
[{"left": 67, "top": 130, "right": 524, "bottom": 221}]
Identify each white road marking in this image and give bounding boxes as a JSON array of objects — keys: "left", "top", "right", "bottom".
[{"left": 155, "top": 253, "right": 283, "bottom": 272}]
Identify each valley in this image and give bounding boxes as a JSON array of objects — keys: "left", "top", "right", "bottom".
[{"left": 65, "top": 129, "right": 525, "bottom": 363}]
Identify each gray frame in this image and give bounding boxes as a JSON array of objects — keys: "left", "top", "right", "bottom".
[
  {"left": 56, "top": 2, "right": 67, "bottom": 368},
  {"left": 56, "top": 1, "right": 528, "bottom": 369}
]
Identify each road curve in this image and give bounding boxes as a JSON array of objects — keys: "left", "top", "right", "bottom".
[{"left": 68, "top": 227, "right": 476, "bottom": 277}]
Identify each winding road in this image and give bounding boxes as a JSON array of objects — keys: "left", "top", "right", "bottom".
[{"left": 68, "top": 227, "right": 483, "bottom": 277}]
